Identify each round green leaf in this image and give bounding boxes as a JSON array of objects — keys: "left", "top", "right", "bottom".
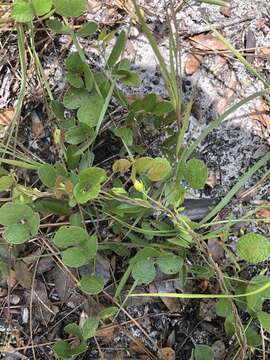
[
  {"left": 62, "top": 247, "right": 88, "bottom": 268},
  {"left": 11, "top": 0, "right": 34, "bottom": 23},
  {"left": 53, "top": 340, "right": 72, "bottom": 359},
  {"left": 66, "top": 52, "right": 84, "bottom": 73},
  {"left": 53, "top": 0, "right": 87, "bottom": 17},
  {"left": 184, "top": 158, "right": 208, "bottom": 189},
  {"left": 27, "top": 212, "right": 40, "bottom": 236},
  {"left": 113, "top": 127, "right": 133, "bottom": 146},
  {"left": 194, "top": 344, "right": 214, "bottom": 360},
  {"left": 147, "top": 158, "right": 171, "bottom": 182},
  {"left": 237, "top": 233, "right": 270, "bottom": 264},
  {"left": 4, "top": 223, "right": 29, "bottom": 245},
  {"left": 46, "top": 19, "right": 70, "bottom": 34},
  {"left": 32, "top": 0, "right": 52, "bottom": 16},
  {"left": 38, "top": 164, "right": 57, "bottom": 188},
  {"left": 64, "top": 323, "right": 83, "bottom": 340},
  {"left": 83, "top": 235, "right": 97, "bottom": 258},
  {"left": 80, "top": 275, "right": 104, "bottom": 295},
  {"left": 0, "top": 203, "right": 33, "bottom": 226},
  {"left": 77, "top": 95, "right": 103, "bottom": 127},
  {"left": 66, "top": 72, "right": 84, "bottom": 88},
  {"left": 157, "top": 254, "right": 183, "bottom": 274},
  {"left": 131, "top": 259, "right": 156, "bottom": 285},
  {"left": 73, "top": 182, "right": 101, "bottom": 204},
  {"left": 82, "top": 316, "right": 100, "bottom": 340},
  {"left": 77, "top": 21, "right": 98, "bottom": 38},
  {"left": 53, "top": 226, "right": 89, "bottom": 248},
  {"left": 63, "top": 88, "right": 90, "bottom": 110}
]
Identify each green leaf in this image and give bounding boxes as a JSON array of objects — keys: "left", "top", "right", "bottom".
[
  {"left": 62, "top": 247, "right": 88, "bottom": 268},
  {"left": 66, "top": 145, "right": 80, "bottom": 170},
  {"left": 113, "top": 127, "right": 133, "bottom": 146},
  {"left": 66, "top": 52, "right": 84, "bottom": 73},
  {"left": 164, "top": 182, "right": 185, "bottom": 207},
  {"left": 80, "top": 275, "right": 104, "bottom": 295},
  {"left": 51, "top": 100, "right": 66, "bottom": 120},
  {"left": 63, "top": 88, "right": 90, "bottom": 110},
  {"left": 77, "top": 21, "right": 98, "bottom": 37},
  {"left": 66, "top": 125, "right": 88, "bottom": 145},
  {"left": 183, "top": 159, "right": 208, "bottom": 189},
  {"left": 119, "top": 71, "right": 140, "bottom": 86},
  {"left": 53, "top": 340, "right": 72, "bottom": 359},
  {"left": 64, "top": 323, "right": 83, "bottom": 340},
  {"left": 190, "top": 264, "right": 215, "bottom": 279},
  {"left": 153, "top": 100, "right": 174, "bottom": 116},
  {"left": 53, "top": 226, "right": 89, "bottom": 248},
  {"left": 4, "top": 223, "right": 29, "bottom": 245},
  {"left": 74, "top": 167, "right": 107, "bottom": 204},
  {"left": 99, "top": 306, "right": 118, "bottom": 320},
  {"left": 38, "top": 164, "right": 57, "bottom": 187},
  {"left": 237, "top": 233, "right": 270, "bottom": 264},
  {"left": 66, "top": 72, "right": 84, "bottom": 88},
  {"left": 107, "top": 30, "right": 127, "bottom": 68},
  {"left": 33, "top": 198, "right": 70, "bottom": 215},
  {"left": 53, "top": 0, "right": 87, "bottom": 17},
  {"left": 147, "top": 158, "right": 171, "bottom": 181},
  {"left": 194, "top": 344, "right": 214, "bottom": 360},
  {"left": 246, "top": 276, "right": 270, "bottom": 313},
  {"left": 70, "top": 341, "right": 87, "bottom": 356},
  {"left": 27, "top": 212, "right": 40, "bottom": 235},
  {"left": 215, "top": 298, "right": 232, "bottom": 318},
  {"left": 83, "top": 235, "right": 97, "bottom": 258},
  {"left": 0, "top": 203, "right": 33, "bottom": 226},
  {"left": 77, "top": 95, "right": 104, "bottom": 127},
  {"left": 157, "top": 254, "right": 183, "bottom": 275},
  {"left": 0, "top": 261, "right": 8, "bottom": 281},
  {"left": 0, "top": 176, "right": 13, "bottom": 191},
  {"left": 112, "top": 159, "right": 131, "bottom": 173},
  {"left": 46, "top": 19, "right": 70, "bottom": 34},
  {"left": 32, "top": 0, "right": 52, "bottom": 16},
  {"left": 257, "top": 311, "right": 270, "bottom": 333},
  {"left": 82, "top": 316, "right": 100, "bottom": 340},
  {"left": 246, "top": 326, "right": 262, "bottom": 347},
  {"left": 131, "top": 259, "right": 156, "bottom": 285},
  {"left": 11, "top": 0, "right": 34, "bottom": 23}
]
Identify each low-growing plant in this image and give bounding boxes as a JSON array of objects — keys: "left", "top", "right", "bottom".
[{"left": 1, "top": 0, "right": 269, "bottom": 358}]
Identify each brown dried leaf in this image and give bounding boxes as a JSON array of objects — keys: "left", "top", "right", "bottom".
[
  {"left": 191, "top": 33, "right": 227, "bottom": 51},
  {"left": 158, "top": 347, "right": 176, "bottom": 360},
  {"left": 251, "top": 100, "right": 270, "bottom": 127},
  {"left": 185, "top": 53, "right": 203, "bottom": 75},
  {"left": 15, "top": 261, "right": 33, "bottom": 288},
  {"left": 256, "top": 201, "right": 270, "bottom": 218},
  {"left": 0, "top": 108, "right": 14, "bottom": 126}
]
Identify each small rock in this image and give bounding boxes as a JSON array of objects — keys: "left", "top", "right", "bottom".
[
  {"left": 10, "top": 294, "right": 20, "bottom": 305},
  {"left": 22, "top": 307, "right": 29, "bottom": 324},
  {"left": 212, "top": 340, "right": 226, "bottom": 360},
  {"left": 220, "top": 6, "right": 231, "bottom": 17},
  {"left": 31, "top": 111, "right": 44, "bottom": 137},
  {"left": 208, "top": 239, "right": 225, "bottom": 262},
  {"left": 0, "top": 287, "right": 7, "bottom": 297},
  {"left": 199, "top": 299, "right": 217, "bottom": 321}
]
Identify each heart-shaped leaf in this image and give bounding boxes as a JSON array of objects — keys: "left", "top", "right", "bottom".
[
  {"left": 80, "top": 275, "right": 104, "bottom": 294},
  {"left": 131, "top": 259, "right": 156, "bottom": 285},
  {"left": 82, "top": 316, "right": 100, "bottom": 340},
  {"left": 62, "top": 247, "right": 88, "bottom": 267},
  {"left": 157, "top": 254, "right": 183, "bottom": 274},
  {"left": 237, "top": 233, "right": 270, "bottom": 264},
  {"left": 183, "top": 158, "right": 208, "bottom": 189},
  {"left": 53, "top": 0, "right": 87, "bottom": 17}
]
